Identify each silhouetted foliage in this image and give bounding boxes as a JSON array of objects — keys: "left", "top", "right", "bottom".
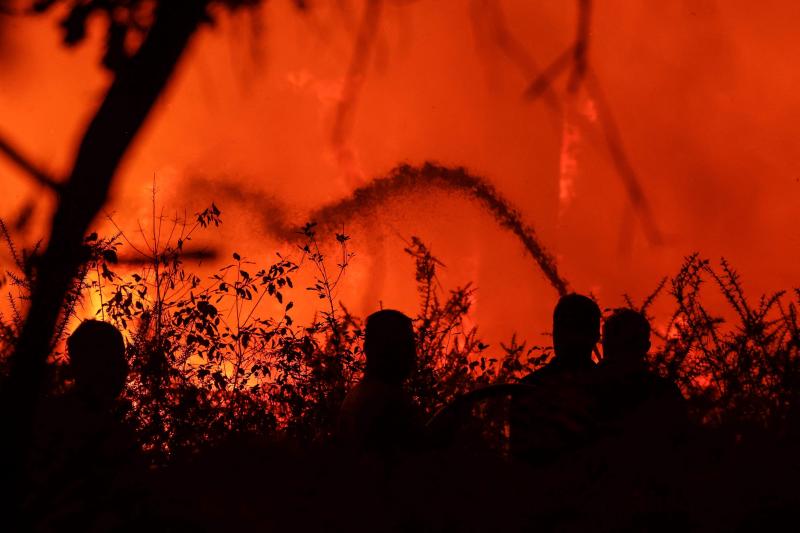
[
  {"left": 33, "top": 0, "right": 262, "bottom": 72},
  {"left": 3, "top": 204, "right": 799, "bottom": 465},
  {"left": 2, "top": 204, "right": 518, "bottom": 462},
  {"left": 644, "top": 254, "right": 800, "bottom": 432}
]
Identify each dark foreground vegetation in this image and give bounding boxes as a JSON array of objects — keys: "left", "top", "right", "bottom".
[
  {"left": 2, "top": 209, "right": 799, "bottom": 531},
  {"left": 2, "top": 1, "right": 797, "bottom": 530}
]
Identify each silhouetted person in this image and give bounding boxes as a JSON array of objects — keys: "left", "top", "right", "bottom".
[
  {"left": 338, "top": 309, "right": 422, "bottom": 457},
  {"left": 598, "top": 308, "right": 687, "bottom": 435},
  {"left": 581, "top": 309, "right": 690, "bottom": 527},
  {"left": 25, "top": 320, "right": 143, "bottom": 529},
  {"left": 524, "top": 293, "right": 601, "bottom": 385},
  {"left": 67, "top": 319, "right": 129, "bottom": 408},
  {"left": 511, "top": 293, "right": 602, "bottom": 464}
]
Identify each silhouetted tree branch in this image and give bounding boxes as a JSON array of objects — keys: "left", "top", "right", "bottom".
[
  {"left": 331, "top": 0, "right": 383, "bottom": 171},
  {"left": 583, "top": 71, "right": 663, "bottom": 244},
  {"left": 518, "top": 0, "right": 662, "bottom": 244},
  {"left": 470, "top": 0, "right": 562, "bottom": 125},
  {"left": 521, "top": 45, "right": 575, "bottom": 100},
  {"left": 0, "top": 133, "right": 61, "bottom": 191},
  {"left": 567, "top": 0, "right": 591, "bottom": 92}
]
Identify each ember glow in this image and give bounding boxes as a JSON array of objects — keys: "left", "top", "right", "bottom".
[{"left": 1, "top": 0, "right": 799, "bottom": 347}]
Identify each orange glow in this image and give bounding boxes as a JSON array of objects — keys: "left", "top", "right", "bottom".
[{"left": 1, "top": 1, "right": 799, "bottom": 349}]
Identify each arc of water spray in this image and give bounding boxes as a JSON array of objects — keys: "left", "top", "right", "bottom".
[
  {"left": 197, "top": 163, "right": 569, "bottom": 295},
  {"left": 306, "top": 163, "right": 569, "bottom": 296}
]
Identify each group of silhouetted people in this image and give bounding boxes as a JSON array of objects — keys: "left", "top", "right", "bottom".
[
  {"left": 34, "top": 297, "right": 686, "bottom": 468},
  {"left": 337, "top": 294, "right": 687, "bottom": 466},
  {"left": 20, "top": 293, "right": 695, "bottom": 530},
  {"left": 331, "top": 295, "right": 692, "bottom": 529}
]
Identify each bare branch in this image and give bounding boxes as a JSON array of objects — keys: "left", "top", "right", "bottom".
[
  {"left": 567, "top": 0, "right": 591, "bottom": 93},
  {"left": 471, "top": 0, "right": 561, "bottom": 115},
  {"left": 584, "top": 70, "right": 663, "bottom": 244},
  {"left": 116, "top": 248, "right": 218, "bottom": 265},
  {"left": 0, "top": 133, "right": 62, "bottom": 192},
  {"left": 521, "top": 45, "right": 574, "bottom": 101},
  {"left": 331, "top": 0, "right": 383, "bottom": 149}
]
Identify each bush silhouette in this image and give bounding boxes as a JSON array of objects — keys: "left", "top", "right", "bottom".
[{"left": 2, "top": 206, "right": 799, "bottom": 464}]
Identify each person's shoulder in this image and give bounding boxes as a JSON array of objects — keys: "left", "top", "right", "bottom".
[
  {"left": 642, "top": 372, "right": 688, "bottom": 420},
  {"left": 524, "top": 359, "right": 599, "bottom": 383}
]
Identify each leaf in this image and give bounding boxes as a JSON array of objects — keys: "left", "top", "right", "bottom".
[{"left": 102, "top": 249, "right": 118, "bottom": 264}]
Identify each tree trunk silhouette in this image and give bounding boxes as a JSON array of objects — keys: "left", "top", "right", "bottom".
[{"left": 2, "top": 0, "right": 208, "bottom": 500}]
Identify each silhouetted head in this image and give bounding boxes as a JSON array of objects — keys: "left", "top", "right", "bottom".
[
  {"left": 552, "top": 293, "right": 601, "bottom": 364},
  {"left": 67, "top": 320, "right": 127, "bottom": 405},
  {"left": 364, "top": 310, "right": 416, "bottom": 384},
  {"left": 602, "top": 308, "right": 651, "bottom": 369}
]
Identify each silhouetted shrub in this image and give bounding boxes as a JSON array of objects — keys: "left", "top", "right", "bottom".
[
  {"left": 1, "top": 206, "right": 514, "bottom": 461},
  {"left": 642, "top": 254, "right": 800, "bottom": 433},
  {"left": 2, "top": 209, "right": 799, "bottom": 462}
]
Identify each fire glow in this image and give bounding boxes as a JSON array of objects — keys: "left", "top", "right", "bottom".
[{"left": 1, "top": 1, "right": 799, "bottom": 349}]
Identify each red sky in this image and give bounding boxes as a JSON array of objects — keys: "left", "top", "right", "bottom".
[{"left": 1, "top": 1, "right": 799, "bottom": 348}]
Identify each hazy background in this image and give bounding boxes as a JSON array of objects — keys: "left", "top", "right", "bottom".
[{"left": 1, "top": 0, "right": 798, "bottom": 347}]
